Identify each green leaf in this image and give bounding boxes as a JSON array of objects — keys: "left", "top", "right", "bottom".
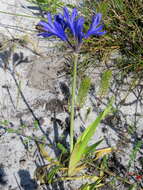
[
  {"left": 27, "top": 0, "right": 65, "bottom": 14},
  {"left": 128, "top": 140, "right": 143, "bottom": 168},
  {"left": 57, "top": 143, "right": 68, "bottom": 154},
  {"left": 84, "top": 107, "right": 92, "bottom": 121},
  {"left": 34, "top": 120, "right": 39, "bottom": 130},
  {"left": 68, "top": 98, "right": 113, "bottom": 176},
  {"left": 0, "top": 120, "right": 9, "bottom": 126},
  {"left": 7, "top": 128, "right": 18, "bottom": 133},
  {"left": 46, "top": 165, "right": 61, "bottom": 183},
  {"left": 95, "top": 147, "right": 113, "bottom": 160},
  {"left": 96, "top": 1, "right": 109, "bottom": 16},
  {"left": 128, "top": 184, "right": 137, "bottom": 190},
  {"left": 99, "top": 70, "right": 112, "bottom": 98},
  {"left": 80, "top": 183, "right": 90, "bottom": 190},
  {"left": 80, "top": 179, "right": 104, "bottom": 190},
  {"left": 110, "top": 0, "right": 125, "bottom": 12},
  {"left": 38, "top": 143, "right": 60, "bottom": 165},
  {"left": 76, "top": 76, "right": 91, "bottom": 108},
  {"left": 83, "top": 139, "right": 103, "bottom": 157}
]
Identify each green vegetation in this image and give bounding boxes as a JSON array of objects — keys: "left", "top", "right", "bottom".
[
  {"left": 0, "top": 0, "right": 143, "bottom": 189},
  {"left": 98, "top": 70, "right": 112, "bottom": 98},
  {"left": 80, "top": 0, "right": 143, "bottom": 73},
  {"left": 28, "top": 0, "right": 65, "bottom": 14}
]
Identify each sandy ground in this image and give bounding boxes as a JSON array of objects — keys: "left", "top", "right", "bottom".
[{"left": 0, "top": 0, "right": 143, "bottom": 190}]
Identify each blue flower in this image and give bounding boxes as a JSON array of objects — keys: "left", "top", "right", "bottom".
[
  {"left": 63, "top": 7, "right": 78, "bottom": 36},
  {"left": 62, "top": 7, "right": 106, "bottom": 47},
  {"left": 73, "top": 17, "right": 85, "bottom": 44},
  {"left": 84, "top": 13, "right": 106, "bottom": 38},
  {"left": 54, "top": 13, "right": 67, "bottom": 30},
  {"left": 37, "top": 7, "right": 106, "bottom": 50},
  {"left": 38, "top": 13, "right": 68, "bottom": 41}
]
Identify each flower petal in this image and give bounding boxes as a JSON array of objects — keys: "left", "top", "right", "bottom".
[
  {"left": 94, "top": 31, "right": 107, "bottom": 36},
  {"left": 63, "top": 7, "right": 70, "bottom": 20},
  {"left": 71, "top": 8, "right": 78, "bottom": 22},
  {"left": 74, "top": 17, "right": 84, "bottom": 43},
  {"left": 84, "top": 13, "right": 106, "bottom": 39},
  {"left": 92, "top": 13, "right": 102, "bottom": 27},
  {"left": 38, "top": 21, "right": 55, "bottom": 33},
  {"left": 63, "top": 7, "right": 78, "bottom": 36},
  {"left": 85, "top": 25, "right": 104, "bottom": 38},
  {"left": 47, "top": 13, "right": 53, "bottom": 24},
  {"left": 38, "top": 13, "right": 67, "bottom": 41},
  {"left": 38, "top": 32, "right": 54, "bottom": 37},
  {"left": 55, "top": 14, "right": 67, "bottom": 29},
  {"left": 54, "top": 21, "right": 67, "bottom": 40}
]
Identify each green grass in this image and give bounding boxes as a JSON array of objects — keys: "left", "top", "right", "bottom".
[
  {"left": 80, "top": 0, "right": 143, "bottom": 73},
  {"left": 27, "top": 0, "right": 64, "bottom": 14},
  {"left": 27, "top": 0, "right": 75, "bottom": 15}
]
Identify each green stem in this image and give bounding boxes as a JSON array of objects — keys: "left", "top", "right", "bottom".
[
  {"left": 70, "top": 53, "right": 78, "bottom": 153},
  {"left": 0, "top": 10, "right": 38, "bottom": 19}
]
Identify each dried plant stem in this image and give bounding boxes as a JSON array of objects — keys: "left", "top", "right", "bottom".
[{"left": 70, "top": 53, "right": 78, "bottom": 153}]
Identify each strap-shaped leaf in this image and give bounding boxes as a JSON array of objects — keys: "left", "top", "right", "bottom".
[
  {"left": 94, "top": 147, "right": 113, "bottom": 160},
  {"left": 83, "top": 139, "right": 103, "bottom": 157},
  {"left": 68, "top": 99, "right": 113, "bottom": 176}
]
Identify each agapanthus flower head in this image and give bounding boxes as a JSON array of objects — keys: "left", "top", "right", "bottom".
[{"left": 37, "top": 7, "right": 106, "bottom": 51}]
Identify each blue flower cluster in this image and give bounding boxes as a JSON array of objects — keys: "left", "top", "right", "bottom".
[{"left": 37, "top": 7, "right": 106, "bottom": 50}]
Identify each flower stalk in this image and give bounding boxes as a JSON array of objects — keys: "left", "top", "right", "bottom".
[{"left": 70, "top": 52, "right": 78, "bottom": 153}]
